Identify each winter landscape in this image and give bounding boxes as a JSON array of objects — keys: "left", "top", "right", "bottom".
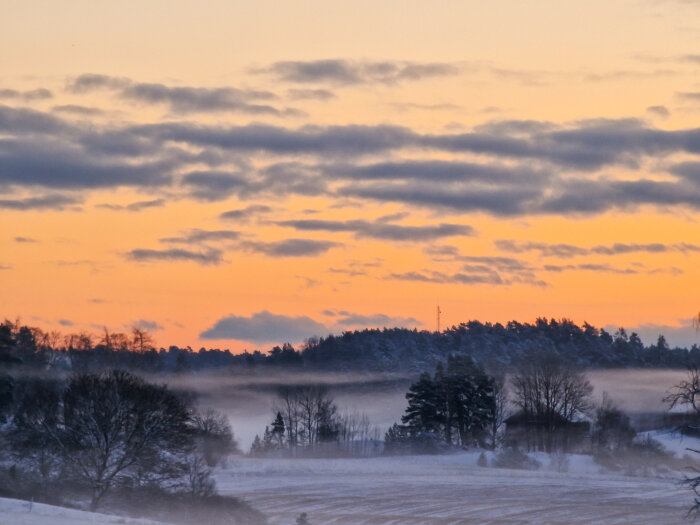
[{"left": 4, "top": 0, "right": 700, "bottom": 523}]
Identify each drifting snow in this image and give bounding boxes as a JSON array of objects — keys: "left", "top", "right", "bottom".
[{"left": 216, "top": 452, "right": 691, "bottom": 524}]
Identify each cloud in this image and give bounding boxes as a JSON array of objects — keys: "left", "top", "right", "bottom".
[
  {"left": 494, "top": 240, "right": 588, "bottom": 258},
  {"left": 339, "top": 182, "right": 541, "bottom": 216},
  {"left": 543, "top": 263, "right": 639, "bottom": 275},
  {"left": 591, "top": 242, "right": 700, "bottom": 255},
  {"left": 677, "top": 92, "right": 700, "bottom": 102},
  {"left": 132, "top": 319, "right": 163, "bottom": 331},
  {"left": 200, "top": 310, "right": 328, "bottom": 343},
  {"left": 142, "top": 122, "right": 416, "bottom": 156},
  {"left": 669, "top": 161, "right": 700, "bottom": 185},
  {"left": 326, "top": 159, "right": 549, "bottom": 184},
  {"left": 0, "top": 88, "right": 53, "bottom": 101},
  {"left": 181, "top": 170, "right": 249, "bottom": 201},
  {"left": 66, "top": 74, "right": 131, "bottom": 93},
  {"left": 120, "top": 83, "right": 286, "bottom": 115},
  {"left": 330, "top": 311, "right": 421, "bottom": 328},
  {"left": 219, "top": 204, "right": 272, "bottom": 222},
  {"left": 495, "top": 240, "right": 700, "bottom": 258},
  {"left": 0, "top": 194, "right": 81, "bottom": 211},
  {"left": 240, "top": 238, "right": 341, "bottom": 257},
  {"left": 160, "top": 229, "right": 240, "bottom": 244},
  {"left": 127, "top": 117, "right": 700, "bottom": 175},
  {"left": 260, "top": 59, "right": 460, "bottom": 85},
  {"left": 420, "top": 246, "right": 548, "bottom": 286},
  {"left": 277, "top": 218, "right": 474, "bottom": 241},
  {"left": 390, "top": 102, "right": 462, "bottom": 112},
  {"left": 0, "top": 105, "right": 68, "bottom": 135},
  {"left": 58, "top": 319, "right": 73, "bottom": 327},
  {"left": 0, "top": 134, "right": 172, "bottom": 190},
  {"left": 583, "top": 69, "right": 677, "bottom": 82},
  {"left": 52, "top": 104, "right": 105, "bottom": 116},
  {"left": 4, "top": 104, "right": 700, "bottom": 218},
  {"left": 96, "top": 198, "right": 166, "bottom": 212},
  {"left": 388, "top": 270, "right": 506, "bottom": 285},
  {"left": 681, "top": 54, "right": 700, "bottom": 65},
  {"left": 646, "top": 105, "right": 670, "bottom": 118},
  {"left": 287, "top": 88, "right": 336, "bottom": 100},
  {"left": 126, "top": 247, "right": 223, "bottom": 265},
  {"left": 67, "top": 74, "right": 297, "bottom": 115},
  {"left": 14, "top": 236, "right": 39, "bottom": 243},
  {"left": 328, "top": 267, "right": 368, "bottom": 277}
]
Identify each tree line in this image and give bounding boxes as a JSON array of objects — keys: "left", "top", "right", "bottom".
[
  {"left": 2, "top": 317, "right": 699, "bottom": 377},
  {"left": 250, "top": 385, "right": 381, "bottom": 458}
]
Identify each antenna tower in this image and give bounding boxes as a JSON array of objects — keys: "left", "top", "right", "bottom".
[{"left": 437, "top": 304, "right": 442, "bottom": 333}]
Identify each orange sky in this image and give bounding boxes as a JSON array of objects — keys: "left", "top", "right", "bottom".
[{"left": 1, "top": 0, "right": 700, "bottom": 351}]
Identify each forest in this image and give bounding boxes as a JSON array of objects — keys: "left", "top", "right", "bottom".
[{"left": 2, "top": 317, "right": 699, "bottom": 376}]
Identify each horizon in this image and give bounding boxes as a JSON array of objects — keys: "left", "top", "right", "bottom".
[{"left": 7, "top": 314, "right": 699, "bottom": 353}]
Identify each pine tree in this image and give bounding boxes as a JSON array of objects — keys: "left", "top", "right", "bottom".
[
  {"left": 272, "top": 411, "right": 286, "bottom": 448},
  {"left": 400, "top": 357, "right": 497, "bottom": 449},
  {"left": 402, "top": 372, "right": 443, "bottom": 435},
  {"left": 262, "top": 426, "right": 274, "bottom": 452},
  {"left": 249, "top": 434, "right": 263, "bottom": 456}
]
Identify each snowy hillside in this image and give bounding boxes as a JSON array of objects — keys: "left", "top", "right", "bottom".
[
  {"left": 0, "top": 497, "right": 168, "bottom": 525},
  {"left": 216, "top": 453, "right": 692, "bottom": 524}
]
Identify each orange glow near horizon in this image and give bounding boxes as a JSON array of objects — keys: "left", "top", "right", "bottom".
[{"left": 2, "top": 1, "right": 700, "bottom": 352}]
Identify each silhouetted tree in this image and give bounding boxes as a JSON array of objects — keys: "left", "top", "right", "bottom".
[
  {"left": 15, "top": 371, "right": 195, "bottom": 510},
  {"left": 401, "top": 356, "right": 496, "bottom": 449},
  {"left": 511, "top": 350, "right": 593, "bottom": 452},
  {"left": 192, "top": 408, "right": 238, "bottom": 466},
  {"left": 591, "top": 393, "right": 635, "bottom": 451},
  {"left": 271, "top": 411, "right": 286, "bottom": 448}
]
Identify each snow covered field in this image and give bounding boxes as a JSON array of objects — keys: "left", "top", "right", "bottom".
[
  {"left": 216, "top": 453, "right": 692, "bottom": 524},
  {"left": 0, "top": 497, "right": 166, "bottom": 525},
  {"left": 1, "top": 450, "right": 694, "bottom": 525}
]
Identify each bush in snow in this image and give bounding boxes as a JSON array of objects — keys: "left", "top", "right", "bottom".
[{"left": 492, "top": 447, "right": 540, "bottom": 470}]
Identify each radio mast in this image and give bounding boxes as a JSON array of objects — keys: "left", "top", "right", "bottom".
[{"left": 437, "top": 304, "right": 442, "bottom": 333}]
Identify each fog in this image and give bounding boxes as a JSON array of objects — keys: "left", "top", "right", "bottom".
[{"left": 157, "top": 368, "right": 689, "bottom": 450}]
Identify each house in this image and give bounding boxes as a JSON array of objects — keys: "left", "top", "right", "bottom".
[{"left": 504, "top": 410, "right": 591, "bottom": 453}]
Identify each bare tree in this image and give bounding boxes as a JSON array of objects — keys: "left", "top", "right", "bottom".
[
  {"left": 591, "top": 392, "right": 635, "bottom": 451},
  {"left": 511, "top": 351, "right": 593, "bottom": 452},
  {"left": 337, "top": 411, "right": 381, "bottom": 456},
  {"left": 277, "top": 386, "right": 303, "bottom": 448},
  {"left": 192, "top": 408, "right": 238, "bottom": 466},
  {"left": 487, "top": 376, "right": 508, "bottom": 450},
  {"left": 664, "top": 366, "right": 700, "bottom": 414},
  {"left": 275, "top": 385, "right": 338, "bottom": 448},
  {"left": 297, "top": 385, "right": 336, "bottom": 445},
  {"left": 131, "top": 326, "right": 155, "bottom": 353},
  {"left": 665, "top": 366, "right": 700, "bottom": 517},
  {"left": 15, "top": 371, "right": 194, "bottom": 510}
]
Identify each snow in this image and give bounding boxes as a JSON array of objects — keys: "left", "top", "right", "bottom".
[
  {"left": 0, "top": 497, "right": 167, "bottom": 525},
  {"left": 215, "top": 453, "right": 692, "bottom": 524},
  {"left": 642, "top": 428, "right": 700, "bottom": 458},
  {"left": 2, "top": 451, "right": 695, "bottom": 524}
]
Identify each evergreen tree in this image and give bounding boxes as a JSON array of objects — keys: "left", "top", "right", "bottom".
[
  {"left": 272, "top": 411, "right": 286, "bottom": 448},
  {"left": 249, "top": 434, "right": 263, "bottom": 456},
  {"left": 402, "top": 372, "right": 443, "bottom": 436},
  {"left": 400, "top": 357, "right": 496, "bottom": 449},
  {"left": 262, "top": 426, "right": 274, "bottom": 452}
]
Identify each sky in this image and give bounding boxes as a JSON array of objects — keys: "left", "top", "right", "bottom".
[{"left": 1, "top": 0, "right": 700, "bottom": 351}]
